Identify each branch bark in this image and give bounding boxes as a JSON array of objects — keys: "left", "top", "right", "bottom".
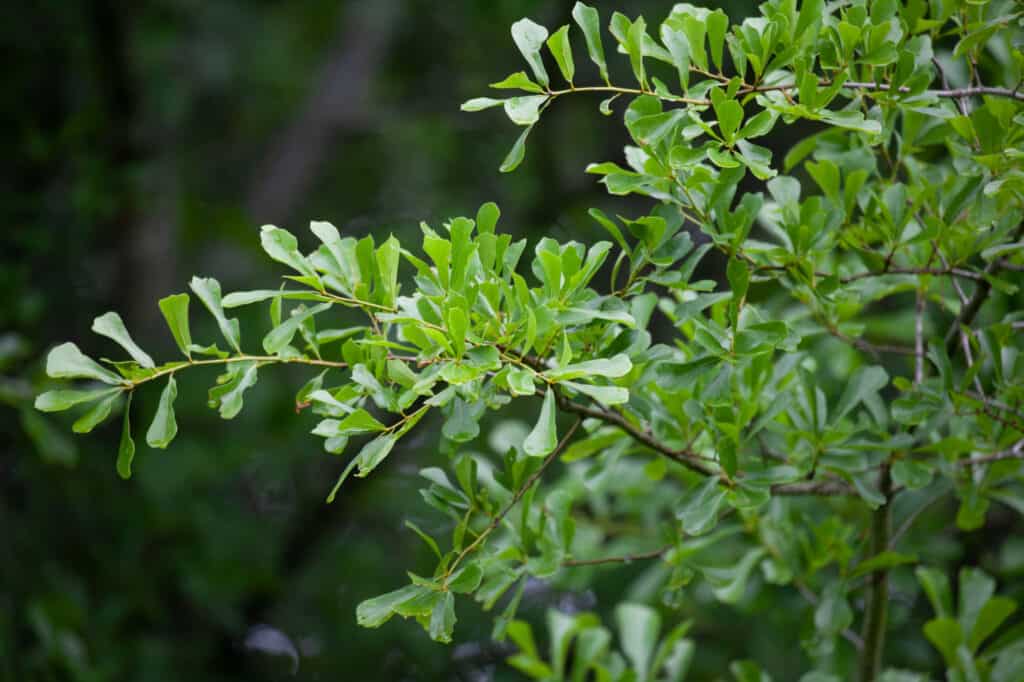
[{"left": 858, "top": 465, "right": 893, "bottom": 682}]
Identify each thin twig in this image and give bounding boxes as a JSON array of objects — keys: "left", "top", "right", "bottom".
[{"left": 442, "top": 418, "right": 582, "bottom": 587}]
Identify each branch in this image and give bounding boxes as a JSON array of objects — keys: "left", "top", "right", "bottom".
[
  {"left": 442, "top": 418, "right": 582, "bottom": 587},
  {"left": 554, "top": 392, "right": 856, "bottom": 497},
  {"left": 554, "top": 392, "right": 715, "bottom": 476},
  {"left": 858, "top": 465, "right": 893, "bottom": 682},
  {"left": 945, "top": 222, "right": 1024, "bottom": 356}
]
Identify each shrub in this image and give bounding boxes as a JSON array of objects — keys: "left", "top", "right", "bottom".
[{"left": 36, "top": 1, "right": 1024, "bottom": 679}]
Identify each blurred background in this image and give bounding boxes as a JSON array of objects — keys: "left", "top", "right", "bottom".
[{"left": 0, "top": 1, "right": 852, "bottom": 680}]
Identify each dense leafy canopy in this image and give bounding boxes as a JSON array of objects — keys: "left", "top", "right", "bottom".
[{"left": 36, "top": 0, "right": 1024, "bottom": 680}]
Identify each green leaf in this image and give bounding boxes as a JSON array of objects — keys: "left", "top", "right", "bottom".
[
  {"left": 969, "top": 596, "right": 1017, "bottom": 652},
  {"left": 708, "top": 547, "right": 766, "bottom": 603},
  {"left": 443, "top": 397, "right": 480, "bottom": 442},
  {"left": 355, "top": 433, "right": 398, "bottom": 477},
  {"left": 622, "top": 15, "right": 648, "bottom": 89},
  {"left": 833, "top": 365, "right": 888, "bottom": 423},
  {"left": 546, "top": 25, "right": 575, "bottom": 85},
  {"left": 158, "top": 294, "right": 193, "bottom": 358},
  {"left": 916, "top": 566, "right": 953, "bottom": 618},
  {"left": 507, "top": 367, "right": 536, "bottom": 396},
  {"left": 189, "top": 277, "right": 241, "bottom": 352},
  {"left": 504, "top": 95, "right": 547, "bottom": 126},
  {"left": 356, "top": 584, "right": 423, "bottom": 628},
  {"left": 545, "top": 354, "right": 632, "bottom": 381},
  {"left": 726, "top": 257, "right": 750, "bottom": 302},
  {"left": 219, "top": 363, "right": 258, "bottom": 419},
  {"left": 262, "top": 302, "right": 332, "bottom": 354},
  {"left": 850, "top": 551, "right": 918, "bottom": 580},
  {"left": 678, "top": 477, "right": 726, "bottom": 535},
  {"left": 461, "top": 97, "right": 506, "bottom": 112},
  {"left": 923, "top": 617, "right": 962, "bottom": 666},
  {"left": 145, "top": 376, "right": 178, "bottom": 449},
  {"left": 45, "top": 342, "right": 124, "bottom": 385},
  {"left": 221, "top": 290, "right": 327, "bottom": 308},
  {"left": 489, "top": 71, "right": 545, "bottom": 93},
  {"left": 711, "top": 91, "right": 744, "bottom": 144},
  {"left": 814, "top": 582, "right": 854, "bottom": 636},
  {"left": 500, "top": 125, "right": 533, "bottom": 173},
  {"left": 511, "top": 18, "right": 549, "bottom": 88},
  {"left": 616, "top": 603, "right": 660, "bottom": 682},
  {"left": 476, "top": 202, "right": 500, "bottom": 235},
  {"left": 116, "top": 392, "right": 136, "bottom": 479},
  {"left": 572, "top": 3, "right": 608, "bottom": 84},
  {"left": 260, "top": 225, "right": 321, "bottom": 284},
  {"left": 429, "top": 591, "right": 457, "bottom": 643},
  {"left": 660, "top": 25, "right": 691, "bottom": 91},
  {"left": 523, "top": 387, "right": 558, "bottom": 457},
  {"left": 564, "top": 381, "right": 629, "bottom": 406},
  {"left": 706, "top": 11, "right": 728, "bottom": 71},
  {"left": 72, "top": 392, "right": 120, "bottom": 434},
  {"left": 35, "top": 387, "right": 119, "bottom": 413},
  {"left": 91, "top": 312, "right": 154, "bottom": 369},
  {"left": 959, "top": 567, "right": 996, "bottom": 640}
]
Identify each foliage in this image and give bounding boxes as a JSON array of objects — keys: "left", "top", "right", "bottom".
[{"left": 35, "top": 0, "right": 1024, "bottom": 679}]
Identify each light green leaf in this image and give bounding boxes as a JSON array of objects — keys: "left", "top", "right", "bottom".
[
  {"left": 262, "top": 302, "right": 332, "bottom": 354},
  {"left": 221, "top": 290, "right": 326, "bottom": 307},
  {"left": 35, "top": 387, "right": 118, "bottom": 413},
  {"left": 678, "top": 477, "right": 726, "bottom": 535},
  {"left": 969, "top": 596, "right": 1017, "bottom": 652},
  {"left": 355, "top": 433, "right": 398, "bottom": 477},
  {"left": 158, "top": 294, "right": 192, "bottom": 358},
  {"left": 504, "top": 95, "right": 547, "bottom": 126},
  {"left": 356, "top": 584, "right": 423, "bottom": 628},
  {"left": 545, "top": 354, "right": 632, "bottom": 381},
  {"left": 572, "top": 2, "right": 608, "bottom": 83},
  {"left": 461, "top": 97, "right": 506, "bottom": 112},
  {"left": 145, "top": 376, "right": 178, "bottom": 449},
  {"left": 116, "top": 392, "right": 136, "bottom": 479},
  {"left": 189, "top": 277, "right": 241, "bottom": 352},
  {"left": 72, "top": 392, "right": 120, "bottom": 434},
  {"left": 91, "top": 312, "right": 154, "bottom": 368},
  {"left": 660, "top": 25, "right": 691, "bottom": 91},
  {"left": 507, "top": 367, "right": 536, "bottom": 396},
  {"left": 429, "top": 591, "right": 457, "bottom": 643},
  {"left": 45, "top": 342, "right": 124, "bottom": 385},
  {"left": 260, "top": 225, "right": 321, "bottom": 284},
  {"left": 564, "top": 381, "right": 629, "bottom": 406},
  {"left": 489, "top": 71, "right": 545, "bottom": 93},
  {"left": 375, "top": 236, "right": 401, "bottom": 307},
  {"left": 219, "top": 363, "right": 258, "bottom": 419},
  {"left": 706, "top": 11, "right": 728, "bottom": 71},
  {"left": 623, "top": 15, "right": 648, "bottom": 89},
  {"left": 511, "top": 18, "right": 549, "bottom": 88},
  {"left": 833, "top": 365, "right": 888, "bottom": 423},
  {"left": 523, "top": 387, "right": 558, "bottom": 456},
  {"left": 500, "top": 125, "right": 533, "bottom": 173},
  {"left": 708, "top": 547, "right": 766, "bottom": 604},
  {"left": 616, "top": 603, "right": 660, "bottom": 682},
  {"left": 476, "top": 202, "right": 500, "bottom": 235},
  {"left": 546, "top": 25, "right": 575, "bottom": 85}
]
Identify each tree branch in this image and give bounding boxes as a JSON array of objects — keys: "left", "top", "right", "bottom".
[
  {"left": 442, "top": 418, "right": 582, "bottom": 586},
  {"left": 859, "top": 465, "right": 893, "bottom": 682}
]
